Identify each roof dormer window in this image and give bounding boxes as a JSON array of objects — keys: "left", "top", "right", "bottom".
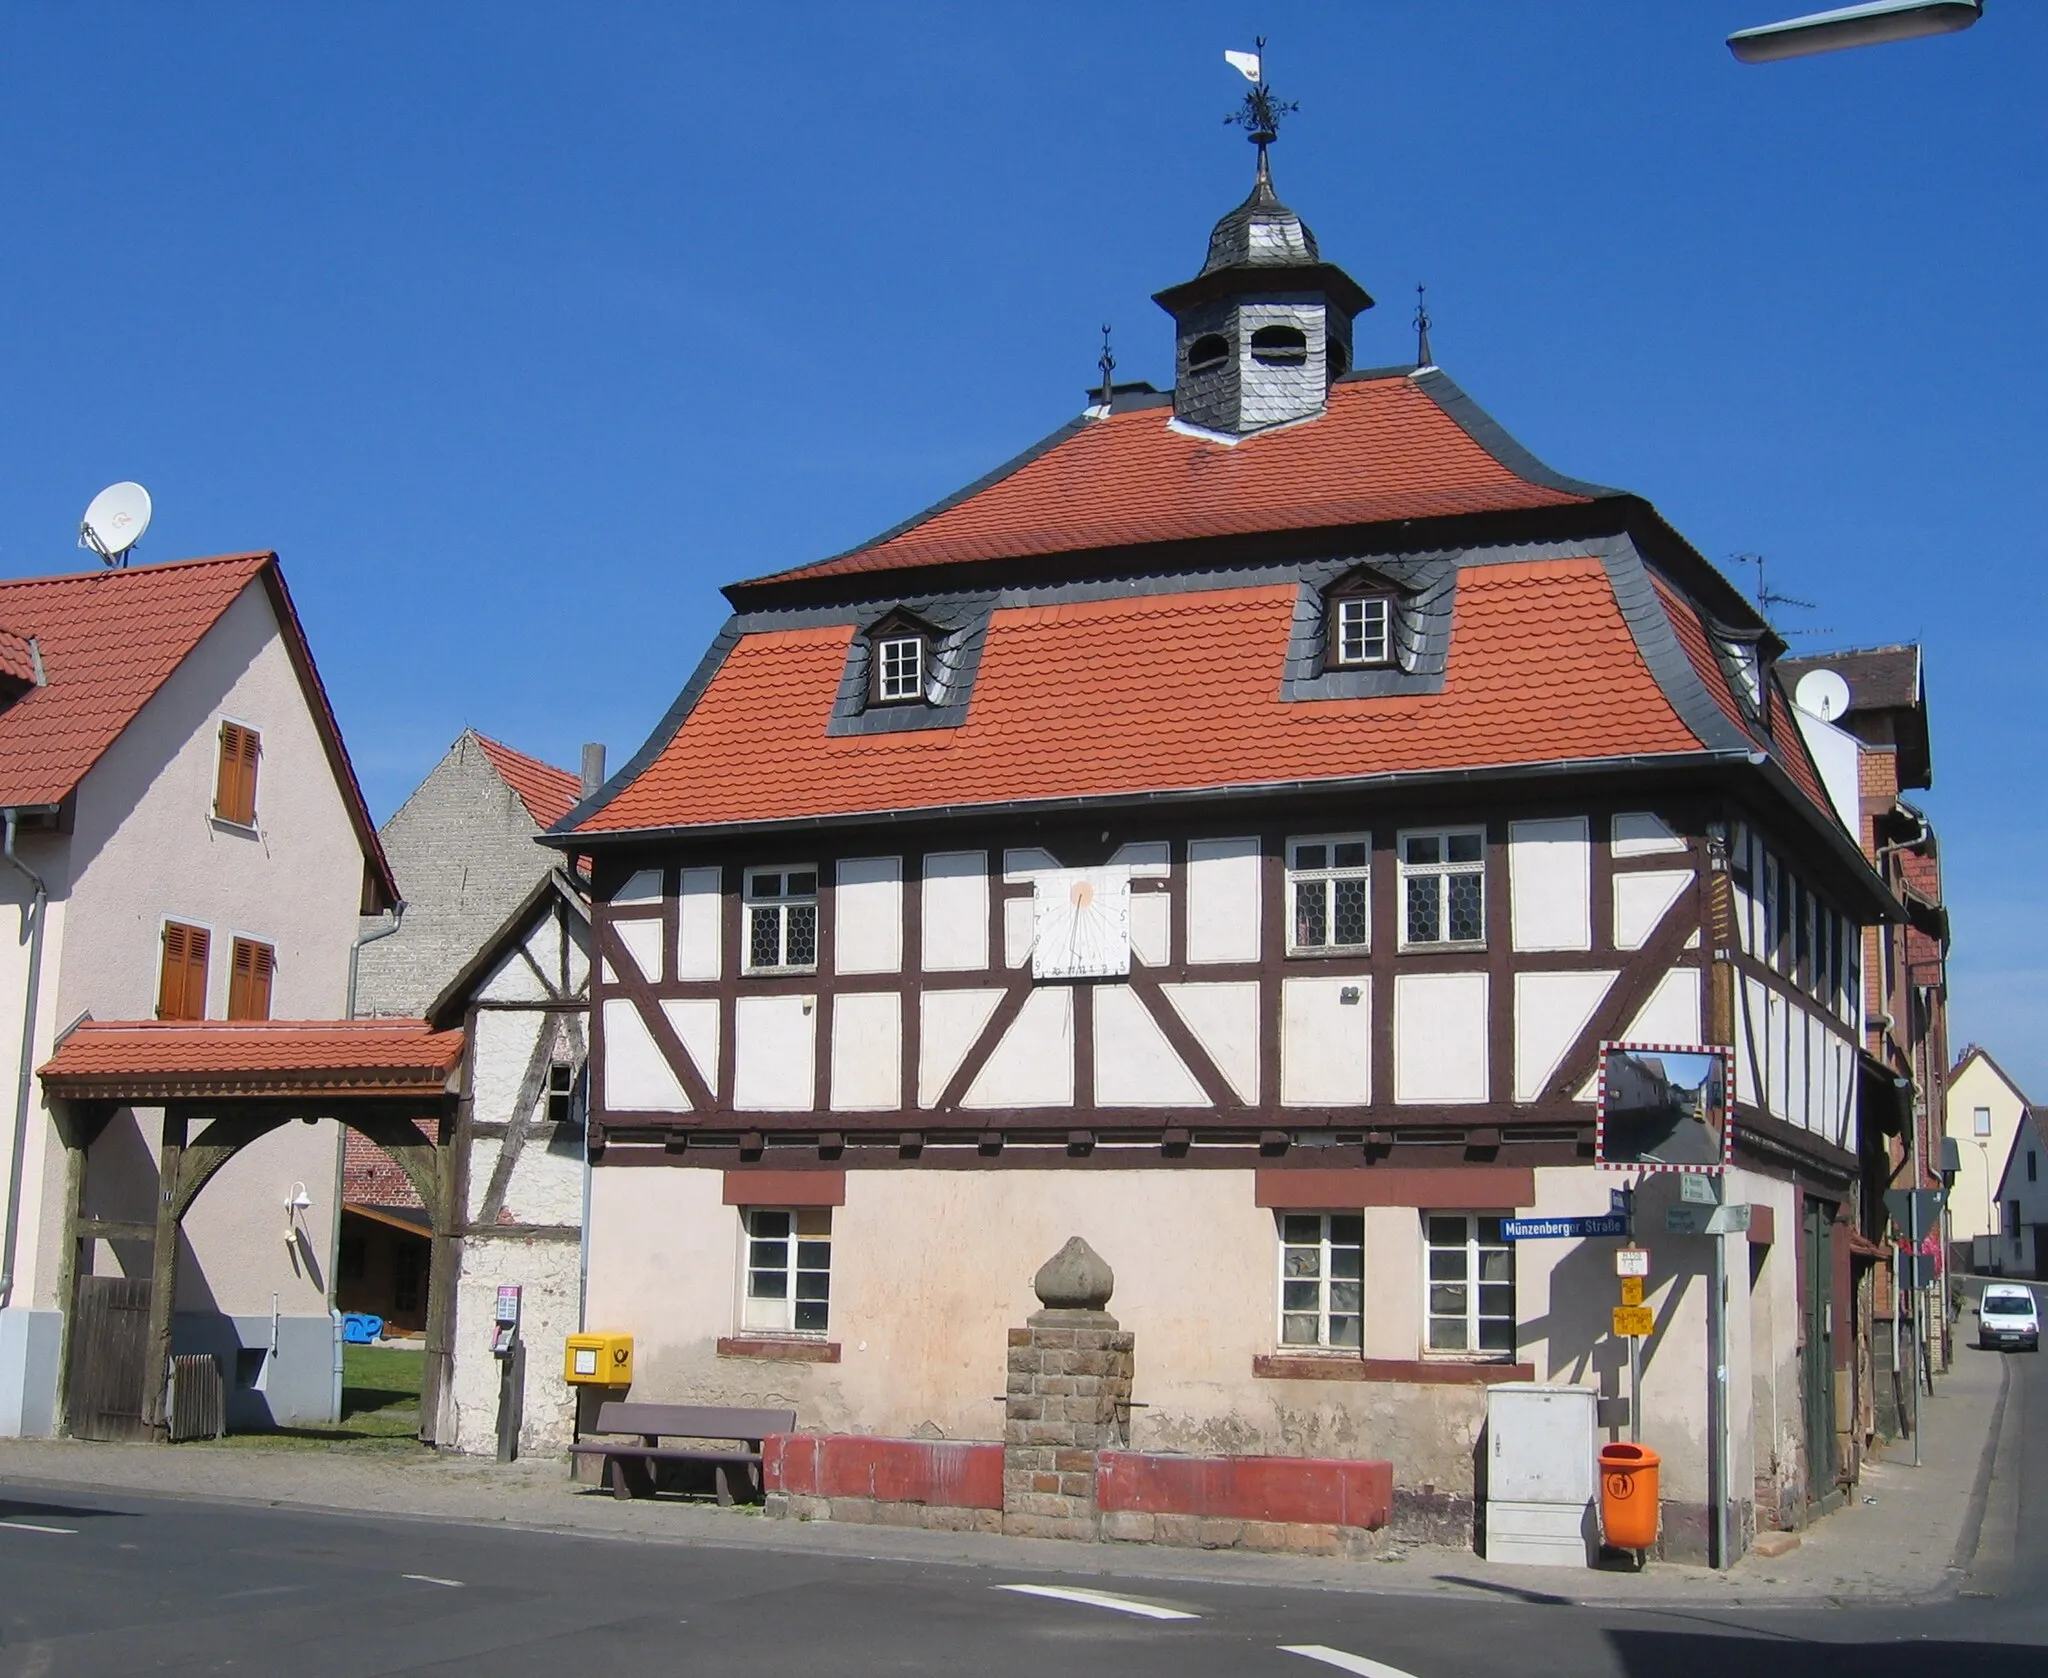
[
  {"left": 1187, "top": 333, "right": 1230, "bottom": 373},
  {"left": 876, "top": 634, "right": 924, "bottom": 704},
  {"left": 1327, "top": 595, "right": 1391, "bottom": 672}
]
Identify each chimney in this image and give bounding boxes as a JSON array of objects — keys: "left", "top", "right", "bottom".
[{"left": 579, "top": 743, "right": 606, "bottom": 800}]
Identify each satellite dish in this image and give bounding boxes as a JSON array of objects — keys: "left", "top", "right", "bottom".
[
  {"left": 1795, "top": 668, "right": 1852, "bottom": 723},
  {"left": 79, "top": 482, "right": 153, "bottom": 566}
]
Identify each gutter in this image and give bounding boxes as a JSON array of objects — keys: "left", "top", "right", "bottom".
[
  {"left": 345, "top": 901, "right": 407, "bottom": 1019},
  {"left": 0, "top": 809, "right": 52, "bottom": 1311}
]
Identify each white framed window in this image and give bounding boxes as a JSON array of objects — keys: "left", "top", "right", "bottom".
[
  {"left": 1333, "top": 596, "right": 1391, "bottom": 667},
  {"left": 1424, "top": 1212, "right": 1514, "bottom": 1357},
  {"left": 1277, "top": 1212, "right": 1364, "bottom": 1349},
  {"left": 1974, "top": 1106, "right": 1993, "bottom": 1138},
  {"left": 877, "top": 635, "right": 924, "bottom": 703},
  {"left": 741, "top": 1207, "right": 832, "bottom": 1335},
  {"left": 1399, "top": 828, "right": 1485, "bottom": 946},
  {"left": 745, "top": 867, "right": 819, "bottom": 972},
  {"left": 1287, "top": 836, "right": 1371, "bottom": 953}
]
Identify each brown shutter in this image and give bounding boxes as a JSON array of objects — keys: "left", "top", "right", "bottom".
[
  {"left": 215, "top": 723, "right": 260, "bottom": 825},
  {"left": 228, "top": 938, "right": 274, "bottom": 1021},
  {"left": 159, "top": 922, "right": 209, "bottom": 1021}
]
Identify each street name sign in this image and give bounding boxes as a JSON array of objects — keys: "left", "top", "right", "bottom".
[{"left": 1502, "top": 1214, "right": 1630, "bottom": 1241}]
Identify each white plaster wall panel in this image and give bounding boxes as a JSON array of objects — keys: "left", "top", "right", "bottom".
[
  {"left": 921, "top": 852, "right": 988, "bottom": 971},
  {"left": 1186, "top": 837, "right": 1260, "bottom": 965},
  {"left": 1512, "top": 970, "right": 1617, "bottom": 1102},
  {"left": 602, "top": 997, "right": 689, "bottom": 1111},
  {"left": 1003, "top": 896, "right": 1034, "bottom": 968},
  {"left": 1614, "top": 871, "right": 1692, "bottom": 951},
  {"left": 1507, "top": 818, "right": 1591, "bottom": 952},
  {"left": 472, "top": 938, "right": 553, "bottom": 1005},
  {"left": 1160, "top": 982, "right": 1260, "bottom": 1103},
  {"left": 1363, "top": 1207, "right": 1423, "bottom": 1360},
  {"left": 1130, "top": 892, "right": 1171, "bottom": 967},
  {"left": 1836, "top": 1039, "right": 1856, "bottom": 1149},
  {"left": 835, "top": 857, "right": 902, "bottom": 975},
  {"left": 1737, "top": 977, "right": 1767, "bottom": 1109},
  {"left": 611, "top": 917, "right": 664, "bottom": 986},
  {"left": 465, "top": 1136, "right": 505, "bottom": 1223},
  {"left": 1393, "top": 972, "right": 1489, "bottom": 1105},
  {"left": 919, "top": 988, "right": 1004, "bottom": 1107},
  {"left": 1791, "top": 706, "right": 1862, "bottom": 836},
  {"left": 1281, "top": 976, "right": 1371, "bottom": 1106},
  {"left": 1733, "top": 874, "right": 1754, "bottom": 958},
  {"left": 1764, "top": 989, "right": 1788, "bottom": 1121},
  {"left": 614, "top": 869, "right": 663, "bottom": 904},
  {"left": 964, "top": 988, "right": 1074, "bottom": 1108},
  {"left": 1109, "top": 841, "right": 1170, "bottom": 878},
  {"left": 734, "top": 995, "right": 815, "bottom": 1111},
  {"left": 502, "top": 1131, "right": 587, "bottom": 1227},
  {"left": 449, "top": 1236, "right": 581, "bottom": 1456},
  {"left": 471, "top": 1008, "right": 543, "bottom": 1127},
  {"left": 598, "top": 957, "right": 617, "bottom": 985},
  {"left": 1620, "top": 966, "right": 1703, "bottom": 1049},
  {"left": 1093, "top": 985, "right": 1205, "bottom": 1107},
  {"left": 677, "top": 867, "right": 722, "bottom": 980},
  {"left": 1787, "top": 1007, "right": 1808, "bottom": 1130},
  {"left": 1611, "top": 812, "right": 1685, "bottom": 857},
  {"left": 831, "top": 992, "right": 902, "bottom": 1111},
  {"left": 1002, "top": 847, "right": 1059, "bottom": 883},
  {"left": 659, "top": 999, "right": 720, "bottom": 1094}
]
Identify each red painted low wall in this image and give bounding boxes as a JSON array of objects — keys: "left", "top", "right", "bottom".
[
  {"left": 1097, "top": 1451, "right": 1393, "bottom": 1529},
  {"left": 764, "top": 1434, "right": 1004, "bottom": 1510}
]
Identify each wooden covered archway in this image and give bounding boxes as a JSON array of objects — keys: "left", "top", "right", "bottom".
[{"left": 39, "top": 1020, "right": 465, "bottom": 1442}]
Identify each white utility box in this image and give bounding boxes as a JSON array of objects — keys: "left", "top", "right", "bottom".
[{"left": 1484, "top": 1382, "right": 1597, "bottom": 1567}]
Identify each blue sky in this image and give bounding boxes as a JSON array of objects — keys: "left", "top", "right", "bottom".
[{"left": 1, "top": 5, "right": 2040, "bottom": 1084}]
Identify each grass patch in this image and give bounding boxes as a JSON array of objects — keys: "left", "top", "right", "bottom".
[{"left": 209, "top": 1343, "right": 425, "bottom": 1452}]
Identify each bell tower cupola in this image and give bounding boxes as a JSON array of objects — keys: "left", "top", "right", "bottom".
[{"left": 1153, "top": 50, "right": 1373, "bottom": 437}]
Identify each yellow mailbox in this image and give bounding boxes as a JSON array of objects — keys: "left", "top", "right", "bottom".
[{"left": 564, "top": 1332, "right": 633, "bottom": 1387}]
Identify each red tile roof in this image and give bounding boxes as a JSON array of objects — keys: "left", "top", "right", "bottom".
[
  {"left": 0, "top": 630, "right": 39, "bottom": 688},
  {"left": 39, "top": 1018, "right": 464, "bottom": 1100},
  {"left": 751, "top": 376, "right": 1596, "bottom": 588},
  {"left": 581, "top": 557, "right": 1709, "bottom": 833},
  {"left": 473, "top": 733, "right": 581, "bottom": 830},
  {"left": 0, "top": 553, "right": 396, "bottom": 904}
]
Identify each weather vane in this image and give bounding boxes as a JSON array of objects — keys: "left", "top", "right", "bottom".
[
  {"left": 1224, "top": 38, "right": 1297, "bottom": 175},
  {"left": 1414, "top": 284, "right": 1434, "bottom": 369},
  {"left": 1097, "top": 324, "right": 1116, "bottom": 411}
]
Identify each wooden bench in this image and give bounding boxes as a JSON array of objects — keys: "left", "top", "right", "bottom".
[{"left": 569, "top": 1402, "right": 797, "bottom": 1504}]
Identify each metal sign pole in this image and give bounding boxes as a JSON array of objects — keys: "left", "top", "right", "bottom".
[
  {"left": 1908, "top": 1193, "right": 1922, "bottom": 1469},
  {"left": 1708, "top": 1226, "right": 1728, "bottom": 1568},
  {"left": 1629, "top": 1176, "right": 1642, "bottom": 1444}
]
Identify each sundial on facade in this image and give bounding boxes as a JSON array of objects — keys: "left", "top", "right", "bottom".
[{"left": 1032, "top": 867, "right": 1133, "bottom": 980}]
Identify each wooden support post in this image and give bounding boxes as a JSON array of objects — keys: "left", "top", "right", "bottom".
[
  {"left": 49, "top": 1102, "right": 111, "bottom": 1436},
  {"left": 141, "top": 1106, "right": 188, "bottom": 1440}
]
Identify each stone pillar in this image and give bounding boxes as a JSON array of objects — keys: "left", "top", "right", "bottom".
[{"left": 1002, "top": 1237, "right": 1134, "bottom": 1541}]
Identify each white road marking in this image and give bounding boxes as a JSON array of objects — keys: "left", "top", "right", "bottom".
[
  {"left": 1281, "top": 1647, "right": 1424, "bottom": 1678},
  {"left": 995, "top": 1583, "right": 1199, "bottom": 1620},
  {"left": 402, "top": 1574, "right": 466, "bottom": 1588},
  {"left": 0, "top": 1521, "right": 77, "bottom": 1536}
]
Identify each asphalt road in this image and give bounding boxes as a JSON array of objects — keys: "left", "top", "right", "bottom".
[{"left": 2, "top": 1338, "right": 2042, "bottom": 1678}]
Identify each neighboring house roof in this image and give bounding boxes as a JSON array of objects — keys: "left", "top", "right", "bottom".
[
  {"left": 0, "top": 552, "right": 397, "bottom": 908},
  {"left": 472, "top": 732, "right": 582, "bottom": 830},
  {"left": 1779, "top": 644, "right": 1921, "bottom": 713},
  {"left": 427, "top": 867, "right": 590, "bottom": 1031},
  {"left": 1950, "top": 1044, "right": 2036, "bottom": 1107},
  {"left": 738, "top": 370, "right": 1616, "bottom": 596},
  {"left": 39, "top": 1018, "right": 463, "bottom": 1100}
]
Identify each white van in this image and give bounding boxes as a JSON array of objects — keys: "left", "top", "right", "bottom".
[{"left": 1977, "top": 1284, "right": 2040, "bottom": 1352}]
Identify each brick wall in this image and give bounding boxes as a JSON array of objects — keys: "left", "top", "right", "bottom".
[{"left": 342, "top": 1129, "right": 422, "bottom": 1208}]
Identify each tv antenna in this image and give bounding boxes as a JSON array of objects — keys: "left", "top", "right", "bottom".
[
  {"left": 79, "top": 482, "right": 152, "bottom": 567},
  {"left": 1731, "top": 551, "right": 1831, "bottom": 637}
]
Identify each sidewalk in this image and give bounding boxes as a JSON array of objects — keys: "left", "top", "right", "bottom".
[{"left": 0, "top": 1347, "right": 2010, "bottom": 1609}]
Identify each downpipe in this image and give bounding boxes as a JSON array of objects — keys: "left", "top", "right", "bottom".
[
  {"left": 345, "top": 900, "right": 406, "bottom": 1019},
  {"left": 0, "top": 809, "right": 50, "bottom": 1311}
]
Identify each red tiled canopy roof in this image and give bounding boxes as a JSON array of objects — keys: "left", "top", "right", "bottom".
[
  {"left": 474, "top": 732, "right": 581, "bottom": 830},
  {"left": 0, "top": 552, "right": 396, "bottom": 905},
  {"left": 40, "top": 1019, "right": 464, "bottom": 1100},
  {"left": 748, "top": 375, "right": 1602, "bottom": 589},
  {"left": 580, "top": 557, "right": 1711, "bottom": 834}
]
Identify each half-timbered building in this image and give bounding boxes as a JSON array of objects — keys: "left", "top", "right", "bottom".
[{"left": 547, "top": 145, "right": 1901, "bottom": 1559}]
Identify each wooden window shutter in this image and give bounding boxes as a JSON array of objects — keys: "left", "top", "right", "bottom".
[
  {"left": 215, "top": 723, "right": 260, "bottom": 825},
  {"left": 228, "top": 938, "right": 274, "bottom": 1021},
  {"left": 158, "top": 922, "right": 210, "bottom": 1021}
]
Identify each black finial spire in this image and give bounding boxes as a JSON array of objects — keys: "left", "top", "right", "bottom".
[
  {"left": 1413, "top": 283, "right": 1434, "bottom": 369},
  {"left": 1097, "top": 324, "right": 1116, "bottom": 412},
  {"left": 1224, "top": 37, "right": 1297, "bottom": 186}
]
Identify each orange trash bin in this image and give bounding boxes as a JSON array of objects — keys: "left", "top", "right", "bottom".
[{"left": 1599, "top": 1442, "right": 1661, "bottom": 1549}]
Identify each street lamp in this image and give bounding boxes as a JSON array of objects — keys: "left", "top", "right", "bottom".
[{"left": 1728, "top": 0, "right": 1983, "bottom": 62}]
